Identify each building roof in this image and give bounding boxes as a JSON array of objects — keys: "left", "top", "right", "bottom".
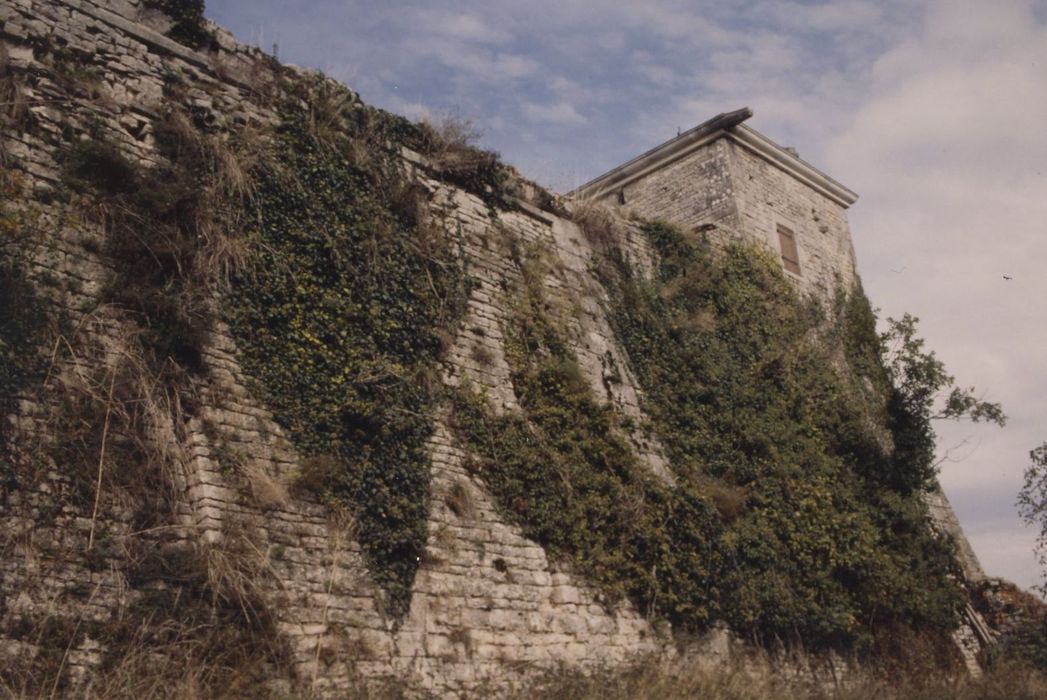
[{"left": 569, "top": 107, "right": 858, "bottom": 208}]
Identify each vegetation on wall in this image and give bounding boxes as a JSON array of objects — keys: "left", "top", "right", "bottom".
[
  {"left": 4, "top": 88, "right": 291, "bottom": 693},
  {"left": 596, "top": 221, "right": 978, "bottom": 654},
  {"left": 407, "top": 116, "right": 516, "bottom": 210},
  {"left": 451, "top": 238, "right": 723, "bottom": 629},
  {"left": 453, "top": 214, "right": 996, "bottom": 663},
  {"left": 0, "top": 44, "right": 33, "bottom": 141},
  {"left": 0, "top": 169, "right": 49, "bottom": 491},
  {"left": 144, "top": 0, "right": 214, "bottom": 50},
  {"left": 976, "top": 578, "right": 1047, "bottom": 673},
  {"left": 3, "top": 17, "right": 1021, "bottom": 688},
  {"left": 53, "top": 102, "right": 255, "bottom": 518},
  {"left": 225, "top": 81, "right": 470, "bottom": 618}
]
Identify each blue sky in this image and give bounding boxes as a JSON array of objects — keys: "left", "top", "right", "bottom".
[{"left": 207, "top": 0, "right": 1047, "bottom": 591}]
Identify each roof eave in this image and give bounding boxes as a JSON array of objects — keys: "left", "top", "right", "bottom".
[
  {"left": 728, "top": 125, "right": 858, "bottom": 208},
  {"left": 568, "top": 108, "right": 859, "bottom": 210},
  {"left": 568, "top": 107, "right": 753, "bottom": 200}
]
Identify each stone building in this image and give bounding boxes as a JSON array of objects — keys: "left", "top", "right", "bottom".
[
  {"left": 571, "top": 108, "right": 859, "bottom": 300},
  {"left": 0, "top": 1, "right": 998, "bottom": 693},
  {"left": 575, "top": 109, "right": 996, "bottom": 670}
]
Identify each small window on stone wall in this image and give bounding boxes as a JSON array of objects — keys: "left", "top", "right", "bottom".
[{"left": 777, "top": 224, "right": 801, "bottom": 275}]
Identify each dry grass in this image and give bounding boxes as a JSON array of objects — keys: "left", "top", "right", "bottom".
[
  {"left": 155, "top": 108, "right": 265, "bottom": 291},
  {"left": 243, "top": 460, "right": 288, "bottom": 509},
  {"left": 699, "top": 478, "right": 748, "bottom": 523},
  {"left": 297, "top": 73, "right": 357, "bottom": 152},
  {"left": 0, "top": 44, "right": 31, "bottom": 138},
  {"left": 444, "top": 480, "right": 476, "bottom": 519},
  {"left": 1, "top": 522, "right": 288, "bottom": 699},
  {"left": 571, "top": 199, "right": 621, "bottom": 252},
  {"left": 509, "top": 658, "right": 1047, "bottom": 700},
  {"left": 470, "top": 343, "right": 495, "bottom": 368},
  {"left": 36, "top": 320, "right": 188, "bottom": 518},
  {"left": 420, "top": 113, "right": 498, "bottom": 177}
]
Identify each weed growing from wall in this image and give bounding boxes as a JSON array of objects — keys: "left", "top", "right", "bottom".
[
  {"left": 2, "top": 532, "right": 291, "bottom": 697},
  {"left": 144, "top": 0, "right": 214, "bottom": 50},
  {"left": 0, "top": 44, "right": 33, "bottom": 143},
  {"left": 226, "top": 89, "right": 469, "bottom": 619},
  {"left": 407, "top": 115, "right": 517, "bottom": 211},
  {"left": 450, "top": 237, "right": 723, "bottom": 630},
  {"left": 50, "top": 112, "right": 244, "bottom": 519},
  {"left": 594, "top": 221, "right": 964, "bottom": 657},
  {"left": 10, "top": 110, "right": 291, "bottom": 695},
  {"left": 0, "top": 169, "right": 48, "bottom": 490}
]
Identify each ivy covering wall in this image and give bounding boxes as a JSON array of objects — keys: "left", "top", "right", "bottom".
[
  {"left": 225, "top": 89, "right": 470, "bottom": 618},
  {"left": 603, "top": 223, "right": 964, "bottom": 654},
  {"left": 451, "top": 239, "right": 723, "bottom": 630},
  {"left": 454, "top": 220, "right": 965, "bottom": 665}
]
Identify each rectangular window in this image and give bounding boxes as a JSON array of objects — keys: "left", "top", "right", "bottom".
[{"left": 777, "top": 224, "right": 801, "bottom": 275}]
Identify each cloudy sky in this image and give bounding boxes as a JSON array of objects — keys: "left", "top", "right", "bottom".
[{"left": 207, "top": 0, "right": 1047, "bottom": 590}]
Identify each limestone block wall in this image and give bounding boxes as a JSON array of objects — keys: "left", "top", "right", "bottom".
[
  {"left": 600, "top": 139, "right": 740, "bottom": 238},
  {"left": 0, "top": 0, "right": 996, "bottom": 695},
  {"left": 725, "top": 140, "right": 857, "bottom": 299},
  {"left": 591, "top": 135, "right": 857, "bottom": 303},
  {"left": 0, "top": 1, "right": 695, "bottom": 695}
]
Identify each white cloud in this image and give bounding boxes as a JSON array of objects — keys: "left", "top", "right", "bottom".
[
  {"left": 756, "top": 0, "right": 885, "bottom": 33},
  {"left": 826, "top": 0, "right": 1047, "bottom": 590},
  {"left": 493, "top": 52, "right": 539, "bottom": 79},
  {"left": 414, "top": 10, "right": 512, "bottom": 44},
  {"left": 616, "top": 2, "right": 739, "bottom": 46},
  {"left": 523, "top": 99, "right": 588, "bottom": 126}
]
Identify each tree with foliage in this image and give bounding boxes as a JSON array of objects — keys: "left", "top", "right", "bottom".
[
  {"left": 879, "top": 313, "right": 1006, "bottom": 493},
  {"left": 1018, "top": 444, "right": 1047, "bottom": 593}
]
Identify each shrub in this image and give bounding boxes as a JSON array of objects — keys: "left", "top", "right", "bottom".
[{"left": 144, "top": 0, "right": 214, "bottom": 50}]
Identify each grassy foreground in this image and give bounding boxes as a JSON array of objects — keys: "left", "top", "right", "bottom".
[{"left": 505, "top": 660, "right": 1047, "bottom": 700}]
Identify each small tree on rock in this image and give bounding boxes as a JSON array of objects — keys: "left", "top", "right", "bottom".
[
  {"left": 879, "top": 313, "right": 1005, "bottom": 493},
  {"left": 1018, "top": 443, "right": 1047, "bottom": 594}
]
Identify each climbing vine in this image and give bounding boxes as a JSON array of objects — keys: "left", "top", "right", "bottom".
[
  {"left": 590, "top": 221, "right": 966, "bottom": 654},
  {"left": 450, "top": 238, "right": 722, "bottom": 629},
  {"left": 225, "top": 89, "right": 470, "bottom": 618}
]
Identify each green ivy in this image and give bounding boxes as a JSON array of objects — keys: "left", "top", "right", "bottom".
[
  {"left": 144, "top": 0, "right": 214, "bottom": 50},
  {"left": 225, "top": 101, "right": 469, "bottom": 619},
  {"left": 596, "top": 222, "right": 964, "bottom": 651},
  {"left": 450, "top": 240, "right": 722, "bottom": 631},
  {"left": 449, "top": 225, "right": 963, "bottom": 649}
]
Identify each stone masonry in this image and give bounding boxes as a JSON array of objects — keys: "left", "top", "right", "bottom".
[
  {"left": 0, "top": 0, "right": 994, "bottom": 694},
  {"left": 0, "top": 2, "right": 697, "bottom": 695},
  {"left": 571, "top": 109, "right": 859, "bottom": 302}
]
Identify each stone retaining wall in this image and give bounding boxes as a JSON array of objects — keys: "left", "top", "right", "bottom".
[{"left": 0, "top": 1, "right": 992, "bottom": 694}]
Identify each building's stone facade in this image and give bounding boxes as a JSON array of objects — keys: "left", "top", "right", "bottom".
[
  {"left": 574, "top": 112, "right": 858, "bottom": 302},
  {"left": 0, "top": 0, "right": 993, "bottom": 695},
  {"left": 0, "top": 3, "right": 698, "bottom": 695}
]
